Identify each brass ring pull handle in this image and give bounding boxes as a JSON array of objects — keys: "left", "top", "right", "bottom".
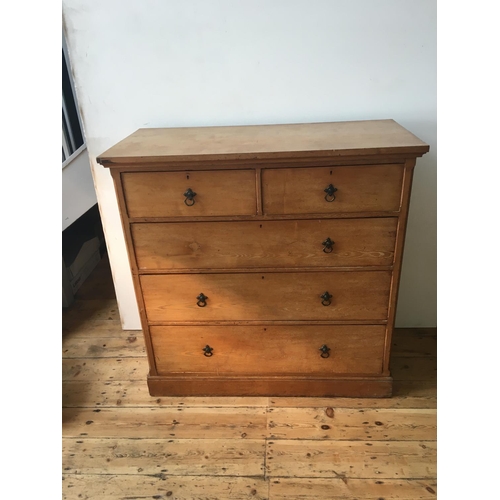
[
  {"left": 320, "top": 291, "right": 332, "bottom": 306},
  {"left": 319, "top": 344, "right": 331, "bottom": 358},
  {"left": 203, "top": 345, "right": 214, "bottom": 357},
  {"left": 322, "top": 237, "right": 335, "bottom": 253},
  {"left": 196, "top": 293, "right": 208, "bottom": 307},
  {"left": 324, "top": 184, "right": 338, "bottom": 202},
  {"left": 184, "top": 188, "right": 197, "bottom": 206}
]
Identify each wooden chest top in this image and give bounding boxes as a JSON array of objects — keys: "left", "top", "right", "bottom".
[{"left": 97, "top": 120, "right": 429, "bottom": 166}]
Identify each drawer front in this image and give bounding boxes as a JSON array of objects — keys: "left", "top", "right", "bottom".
[
  {"left": 151, "top": 325, "right": 385, "bottom": 375},
  {"left": 141, "top": 271, "right": 391, "bottom": 322},
  {"left": 122, "top": 170, "right": 256, "bottom": 218},
  {"left": 262, "top": 165, "right": 404, "bottom": 214},
  {"left": 132, "top": 218, "right": 397, "bottom": 270}
]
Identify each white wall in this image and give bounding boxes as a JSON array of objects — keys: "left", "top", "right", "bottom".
[{"left": 62, "top": 0, "right": 436, "bottom": 328}]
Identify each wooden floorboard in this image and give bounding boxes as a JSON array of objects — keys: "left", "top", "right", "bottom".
[
  {"left": 266, "top": 407, "right": 436, "bottom": 441},
  {"left": 62, "top": 254, "right": 437, "bottom": 499},
  {"left": 63, "top": 407, "right": 267, "bottom": 439},
  {"left": 269, "top": 478, "right": 437, "bottom": 499},
  {"left": 63, "top": 475, "right": 269, "bottom": 500},
  {"left": 62, "top": 380, "right": 269, "bottom": 408},
  {"left": 63, "top": 437, "right": 266, "bottom": 476},
  {"left": 62, "top": 335, "right": 146, "bottom": 358},
  {"left": 266, "top": 440, "right": 437, "bottom": 479}
]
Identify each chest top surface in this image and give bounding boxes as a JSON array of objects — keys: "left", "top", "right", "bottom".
[{"left": 97, "top": 119, "right": 429, "bottom": 167}]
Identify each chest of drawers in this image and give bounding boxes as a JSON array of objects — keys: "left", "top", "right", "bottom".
[{"left": 98, "top": 120, "right": 429, "bottom": 397}]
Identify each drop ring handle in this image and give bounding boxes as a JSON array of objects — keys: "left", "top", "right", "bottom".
[
  {"left": 319, "top": 344, "right": 331, "bottom": 358},
  {"left": 196, "top": 293, "right": 208, "bottom": 307},
  {"left": 324, "top": 184, "right": 338, "bottom": 202},
  {"left": 322, "top": 237, "right": 335, "bottom": 253},
  {"left": 184, "top": 188, "right": 197, "bottom": 206},
  {"left": 320, "top": 291, "right": 332, "bottom": 306},
  {"left": 203, "top": 345, "right": 213, "bottom": 357}
]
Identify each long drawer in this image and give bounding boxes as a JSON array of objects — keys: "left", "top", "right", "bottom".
[
  {"left": 141, "top": 271, "right": 391, "bottom": 322},
  {"left": 151, "top": 325, "right": 386, "bottom": 375},
  {"left": 122, "top": 169, "right": 257, "bottom": 218},
  {"left": 262, "top": 165, "right": 404, "bottom": 214},
  {"left": 132, "top": 218, "right": 397, "bottom": 270}
]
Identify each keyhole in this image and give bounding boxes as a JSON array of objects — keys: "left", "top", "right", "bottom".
[
  {"left": 186, "top": 174, "right": 190, "bottom": 180},
  {"left": 329, "top": 170, "right": 332, "bottom": 175}
]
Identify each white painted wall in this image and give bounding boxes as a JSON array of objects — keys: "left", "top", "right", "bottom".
[{"left": 62, "top": 0, "right": 436, "bottom": 328}]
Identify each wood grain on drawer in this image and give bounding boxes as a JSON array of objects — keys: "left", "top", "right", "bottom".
[
  {"left": 141, "top": 271, "right": 391, "bottom": 322},
  {"left": 262, "top": 165, "right": 404, "bottom": 214},
  {"left": 132, "top": 218, "right": 397, "bottom": 270},
  {"left": 151, "top": 325, "right": 385, "bottom": 375},
  {"left": 122, "top": 170, "right": 256, "bottom": 218}
]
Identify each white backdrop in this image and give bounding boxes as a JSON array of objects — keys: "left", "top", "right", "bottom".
[{"left": 63, "top": 0, "right": 436, "bottom": 328}]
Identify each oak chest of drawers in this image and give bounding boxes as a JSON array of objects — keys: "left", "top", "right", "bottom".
[{"left": 98, "top": 120, "right": 429, "bottom": 397}]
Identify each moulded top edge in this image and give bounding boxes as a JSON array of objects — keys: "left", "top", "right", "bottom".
[{"left": 97, "top": 120, "right": 430, "bottom": 167}]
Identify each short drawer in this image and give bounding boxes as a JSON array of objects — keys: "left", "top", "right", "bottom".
[
  {"left": 132, "top": 218, "right": 397, "bottom": 270},
  {"left": 262, "top": 165, "right": 404, "bottom": 215},
  {"left": 151, "top": 325, "right": 385, "bottom": 375},
  {"left": 122, "top": 170, "right": 256, "bottom": 218},
  {"left": 141, "top": 271, "right": 391, "bottom": 322}
]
